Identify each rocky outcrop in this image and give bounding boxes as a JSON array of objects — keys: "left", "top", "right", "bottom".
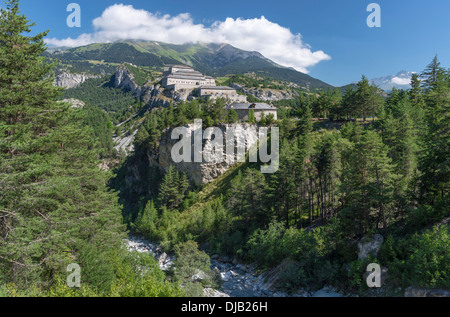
[
  {"left": 357, "top": 234, "right": 384, "bottom": 260},
  {"left": 203, "top": 288, "right": 230, "bottom": 298},
  {"left": 231, "top": 84, "right": 298, "bottom": 101},
  {"left": 148, "top": 94, "right": 173, "bottom": 108},
  {"left": 115, "top": 65, "right": 142, "bottom": 97},
  {"left": 147, "top": 123, "right": 259, "bottom": 186},
  {"left": 141, "top": 83, "right": 160, "bottom": 104},
  {"left": 98, "top": 159, "right": 120, "bottom": 172},
  {"left": 59, "top": 98, "right": 85, "bottom": 109},
  {"left": 168, "top": 88, "right": 197, "bottom": 102},
  {"left": 113, "top": 128, "right": 139, "bottom": 154},
  {"left": 126, "top": 237, "right": 175, "bottom": 271},
  {"left": 54, "top": 72, "right": 99, "bottom": 89},
  {"left": 114, "top": 67, "right": 182, "bottom": 107}
]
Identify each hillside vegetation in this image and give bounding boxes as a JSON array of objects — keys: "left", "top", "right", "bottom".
[
  {"left": 115, "top": 56, "right": 449, "bottom": 295},
  {"left": 45, "top": 40, "right": 334, "bottom": 91},
  {"left": 1, "top": 0, "right": 448, "bottom": 298}
]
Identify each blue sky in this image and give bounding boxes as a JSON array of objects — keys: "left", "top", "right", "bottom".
[{"left": 12, "top": 0, "right": 450, "bottom": 86}]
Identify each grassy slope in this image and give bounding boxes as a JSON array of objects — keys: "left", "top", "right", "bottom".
[{"left": 48, "top": 41, "right": 335, "bottom": 91}]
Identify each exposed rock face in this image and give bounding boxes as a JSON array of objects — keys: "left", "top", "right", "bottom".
[
  {"left": 114, "top": 67, "right": 179, "bottom": 108},
  {"left": 147, "top": 123, "right": 259, "bottom": 186},
  {"left": 141, "top": 83, "right": 174, "bottom": 108},
  {"left": 169, "top": 88, "right": 196, "bottom": 102},
  {"left": 113, "top": 129, "right": 138, "bottom": 154},
  {"left": 115, "top": 65, "right": 142, "bottom": 97},
  {"left": 140, "top": 83, "right": 160, "bottom": 104},
  {"left": 231, "top": 84, "right": 298, "bottom": 101},
  {"left": 358, "top": 234, "right": 384, "bottom": 260},
  {"left": 54, "top": 72, "right": 99, "bottom": 89},
  {"left": 149, "top": 95, "right": 173, "bottom": 108},
  {"left": 126, "top": 237, "right": 174, "bottom": 271},
  {"left": 60, "top": 98, "right": 85, "bottom": 109},
  {"left": 203, "top": 288, "right": 230, "bottom": 298},
  {"left": 98, "top": 159, "right": 120, "bottom": 172}
]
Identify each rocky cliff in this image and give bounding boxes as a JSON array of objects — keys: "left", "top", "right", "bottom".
[
  {"left": 147, "top": 123, "right": 259, "bottom": 186},
  {"left": 115, "top": 65, "right": 142, "bottom": 97},
  {"left": 114, "top": 65, "right": 190, "bottom": 107},
  {"left": 54, "top": 71, "right": 99, "bottom": 89}
]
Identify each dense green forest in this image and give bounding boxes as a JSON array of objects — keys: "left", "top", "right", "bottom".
[
  {"left": 0, "top": 0, "right": 448, "bottom": 298},
  {"left": 0, "top": 0, "right": 183, "bottom": 297},
  {"left": 114, "top": 55, "right": 449, "bottom": 294},
  {"left": 62, "top": 76, "right": 141, "bottom": 122}
]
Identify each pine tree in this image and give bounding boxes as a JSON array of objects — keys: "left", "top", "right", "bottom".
[
  {"left": 418, "top": 57, "right": 450, "bottom": 207},
  {"left": 227, "top": 109, "right": 239, "bottom": 123},
  {"left": 355, "top": 75, "right": 372, "bottom": 121},
  {"left": 409, "top": 73, "right": 425, "bottom": 108},
  {"left": 0, "top": 0, "right": 126, "bottom": 289},
  {"left": 354, "top": 76, "right": 382, "bottom": 121},
  {"left": 296, "top": 104, "right": 313, "bottom": 137},
  {"left": 134, "top": 200, "right": 158, "bottom": 239},
  {"left": 267, "top": 140, "right": 297, "bottom": 226},
  {"left": 341, "top": 87, "right": 357, "bottom": 120},
  {"left": 381, "top": 98, "right": 420, "bottom": 195},
  {"left": 158, "top": 166, "right": 189, "bottom": 210},
  {"left": 420, "top": 55, "right": 442, "bottom": 92},
  {"left": 340, "top": 130, "right": 397, "bottom": 236}
]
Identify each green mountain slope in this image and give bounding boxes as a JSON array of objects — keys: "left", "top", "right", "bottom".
[{"left": 46, "top": 40, "right": 334, "bottom": 91}]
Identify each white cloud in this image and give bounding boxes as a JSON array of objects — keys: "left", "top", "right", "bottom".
[
  {"left": 46, "top": 4, "right": 330, "bottom": 73},
  {"left": 391, "top": 76, "right": 411, "bottom": 86}
]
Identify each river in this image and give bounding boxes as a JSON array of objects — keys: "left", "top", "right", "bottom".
[{"left": 126, "top": 235, "right": 344, "bottom": 298}]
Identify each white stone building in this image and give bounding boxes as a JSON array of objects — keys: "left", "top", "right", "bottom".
[{"left": 162, "top": 64, "right": 215, "bottom": 90}]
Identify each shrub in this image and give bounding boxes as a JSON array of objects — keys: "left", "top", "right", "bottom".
[{"left": 379, "top": 225, "right": 449, "bottom": 288}]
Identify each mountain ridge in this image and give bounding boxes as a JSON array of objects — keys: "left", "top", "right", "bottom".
[{"left": 45, "top": 40, "right": 335, "bottom": 91}]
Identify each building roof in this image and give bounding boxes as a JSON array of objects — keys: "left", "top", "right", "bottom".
[
  {"left": 166, "top": 74, "right": 206, "bottom": 80},
  {"left": 226, "top": 103, "right": 277, "bottom": 110},
  {"left": 173, "top": 71, "right": 204, "bottom": 77},
  {"left": 165, "top": 64, "right": 193, "bottom": 69},
  {"left": 200, "top": 85, "right": 235, "bottom": 91}
]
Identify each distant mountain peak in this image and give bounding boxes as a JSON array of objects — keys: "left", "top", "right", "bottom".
[{"left": 369, "top": 71, "right": 415, "bottom": 92}]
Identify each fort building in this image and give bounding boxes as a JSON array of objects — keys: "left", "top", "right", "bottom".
[
  {"left": 226, "top": 103, "right": 278, "bottom": 122},
  {"left": 162, "top": 64, "right": 215, "bottom": 90}
]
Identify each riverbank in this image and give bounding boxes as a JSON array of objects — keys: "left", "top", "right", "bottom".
[{"left": 126, "top": 235, "right": 345, "bottom": 298}]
